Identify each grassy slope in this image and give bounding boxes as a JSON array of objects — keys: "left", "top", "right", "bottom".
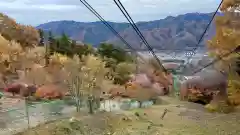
[{"left": 16, "top": 97, "right": 240, "bottom": 135}]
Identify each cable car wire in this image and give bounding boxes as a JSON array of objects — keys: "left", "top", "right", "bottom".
[
  {"left": 113, "top": 0, "right": 167, "bottom": 72},
  {"left": 192, "top": 46, "right": 240, "bottom": 75},
  {"left": 182, "top": 0, "right": 224, "bottom": 70}
]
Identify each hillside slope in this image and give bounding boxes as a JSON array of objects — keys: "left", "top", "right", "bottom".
[{"left": 37, "top": 12, "right": 217, "bottom": 50}]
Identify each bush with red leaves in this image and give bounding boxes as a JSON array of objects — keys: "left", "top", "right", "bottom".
[
  {"left": 4, "top": 83, "right": 37, "bottom": 97},
  {"left": 35, "top": 84, "right": 64, "bottom": 100}
]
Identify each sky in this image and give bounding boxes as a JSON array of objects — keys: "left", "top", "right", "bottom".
[{"left": 0, "top": 0, "right": 221, "bottom": 26}]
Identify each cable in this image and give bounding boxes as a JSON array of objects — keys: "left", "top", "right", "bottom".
[
  {"left": 113, "top": 0, "right": 167, "bottom": 72},
  {"left": 182, "top": 0, "right": 224, "bottom": 69},
  {"left": 191, "top": 46, "right": 240, "bottom": 75},
  {"left": 124, "top": 48, "right": 196, "bottom": 52},
  {"left": 78, "top": 0, "right": 149, "bottom": 74},
  {"left": 79, "top": 0, "right": 135, "bottom": 52}
]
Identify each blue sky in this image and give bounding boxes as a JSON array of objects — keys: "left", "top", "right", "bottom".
[{"left": 0, "top": 0, "right": 221, "bottom": 26}]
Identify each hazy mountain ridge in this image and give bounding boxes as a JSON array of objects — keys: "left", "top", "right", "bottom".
[{"left": 37, "top": 12, "right": 217, "bottom": 50}]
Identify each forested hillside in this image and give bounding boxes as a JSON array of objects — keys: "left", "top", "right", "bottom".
[{"left": 37, "top": 12, "right": 218, "bottom": 50}]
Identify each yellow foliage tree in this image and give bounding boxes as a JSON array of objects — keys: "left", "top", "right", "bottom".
[
  {"left": 61, "top": 54, "right": 109, "bottom": 113},
  {"left": 113, "top": 62, "right": 136, "bottom": 85},
  {"left": 207, "top": 0, "right": 240, "bottom": 105}
]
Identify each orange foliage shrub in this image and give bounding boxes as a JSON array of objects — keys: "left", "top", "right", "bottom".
[
  {"left": 125, "top": 82, "right": 139, "bottom": 90},
  {"left": 35, "top": 84, "right": 64, "bottom": 100}
]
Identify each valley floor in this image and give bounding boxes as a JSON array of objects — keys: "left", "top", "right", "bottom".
[{"left": 14, "top": 97, "right": 240, "bottom": 135}]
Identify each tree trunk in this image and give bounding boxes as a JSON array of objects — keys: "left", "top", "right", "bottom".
[
  {"left": 88, "top": 96, "right": 94, "bottom": 114},
  {"left": 95, "top": 97, "right": 101, "bottom": 109},
  {"left": 139, "top": 101, "right": 143, "bottom": 108}
]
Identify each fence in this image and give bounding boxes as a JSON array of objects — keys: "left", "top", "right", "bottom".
[
  {"left": 0, "top": 96, "right": 156, "bottom": 135},
  {"left": 0, "top": 99, "right": 76, "bottom": 135}
]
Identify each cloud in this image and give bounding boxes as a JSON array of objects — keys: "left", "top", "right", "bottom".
[{"left": 0, "top": 0, "right": 221, "bottom": 26}]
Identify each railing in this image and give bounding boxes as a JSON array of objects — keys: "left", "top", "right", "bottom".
[{"left": 0, "top": 96, "right": 156, "bottom": 135}]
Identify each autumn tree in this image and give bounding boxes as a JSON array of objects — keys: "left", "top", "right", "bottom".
[
  {"left": 97, "top": 43, "right": 133, "bottom": 64},
  {"left": 207, "top": 0, "right": 240, "bottom": 106},
  {"left": 0, "top": 13, "right": 40, "bottom": 47},
  {"left": 113, "top": 62, "right": 136, "bottom": 85},
  {"left": 59, "top": 54, "right": 109, "bottom": 113}
]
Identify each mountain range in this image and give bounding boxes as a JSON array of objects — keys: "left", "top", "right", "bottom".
[{"left": 36, "top": 12, "right": 218, "bottom": 51}]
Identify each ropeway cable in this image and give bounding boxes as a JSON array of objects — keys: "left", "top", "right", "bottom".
[
  {"left": 78, "top": 0, "right": 148, "bottom": 74},
  {"left": 79, "top": 0, "right": 135, "bottom": 53},
  {"left": 113, "top": 0, "right": 167, "bottom": 73},
  {"left": 191, "top": 46, "right": 240, "bottom": 75},
  {"left": 182, "top": 0, "right": 224, "bottom": 70}
]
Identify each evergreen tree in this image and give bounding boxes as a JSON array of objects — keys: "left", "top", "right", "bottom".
[
  {"left": 97, "top": 43, "right": 132, "bottom": 64},
  {"left": 48, "top": 31, "right": 55, "bottom": 55},
  {"left": 38, "top": 29, "right": 44, "bottom": 46},
  {"left": 69, "top": 40, "right": 77, "bottom": 57},
  {"left": 57, "top": 32, "right": 72, "bottom": 56}
]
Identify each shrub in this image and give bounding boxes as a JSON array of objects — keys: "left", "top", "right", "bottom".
[
  {"left": 113, "top": 62, "right": 136, "bottom": 85},
  {"left": 205, "top": 101, "right": 235, "bottom": 113}
]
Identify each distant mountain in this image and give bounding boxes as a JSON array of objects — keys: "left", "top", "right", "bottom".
[{"left": 36, "top": 12, "right": 217, "bottom": 50}]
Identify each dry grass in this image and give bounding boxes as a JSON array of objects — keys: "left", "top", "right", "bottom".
[{"left": 14, "top": 97, "right": 240, "bottom": 135}]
